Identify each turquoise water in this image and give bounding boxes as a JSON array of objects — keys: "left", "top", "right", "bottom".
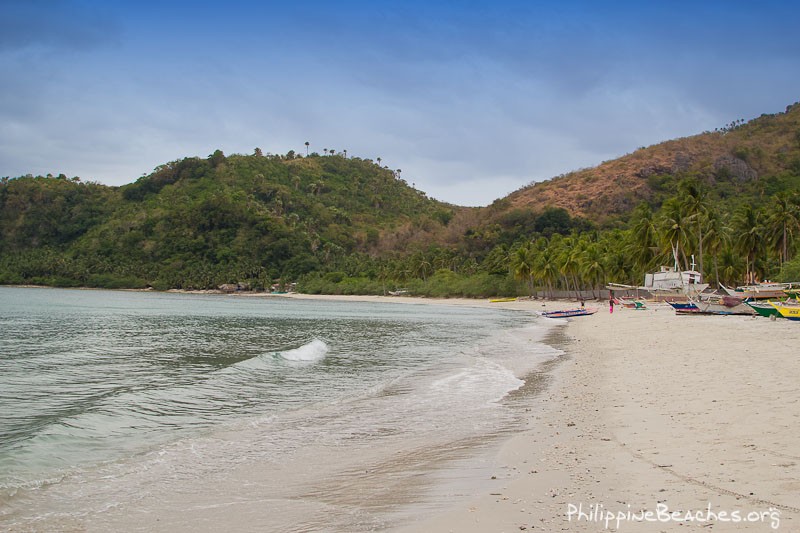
[{"left": 0, "top": 287, "right": 561, "bottom": 531}]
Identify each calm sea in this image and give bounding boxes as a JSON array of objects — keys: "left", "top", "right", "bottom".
[{"left": 0, "top": 287, "right": 562, "bottom": 531}]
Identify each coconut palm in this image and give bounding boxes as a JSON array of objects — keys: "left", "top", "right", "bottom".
[
  {"left": 510, "top": 242, "right": 536, "bottom": 296},
  {"left": 579, "top": 240, "right": 605, "bottom": 298},
  {"left": 658, "top": 197, "right": 693, "bottom": 270},
  {"left": 627, "top": 202, "right": 660, "bottom": 273},
  {"left": 679, "top": 178, "right": 710, "bottom": 276},
  {"left": 733, "top": 204, "right": 766, "bottom": 284},
  {"left": 766, "top": 192, "right": 800, "bottom": 265},
  {"left": 703, "top": 207, "right": 730, "bottom": 287},
  {"left": 532, "top": 238, "right": 559, "bottom": 298}
]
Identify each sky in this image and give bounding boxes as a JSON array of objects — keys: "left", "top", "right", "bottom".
[{"left": 2, "top": 1, "right": 799, "bottom": 206}]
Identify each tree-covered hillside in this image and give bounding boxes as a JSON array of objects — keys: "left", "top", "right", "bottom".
[
  {"left": 2, "top": 102, "right": 800, "bottom": 297},
  {"left": 0, "top": 150, "right": 458, "bottom": 290},
  {"left": 498, "top": 101, "right": 800, "bottom": 222}
]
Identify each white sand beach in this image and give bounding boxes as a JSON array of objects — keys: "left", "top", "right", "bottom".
[
  {"left": 375, "top": 298, "right": 799, "bottom": 532},
  {"left": 134, "top": 291, "right": 800, "bottom": 530}
]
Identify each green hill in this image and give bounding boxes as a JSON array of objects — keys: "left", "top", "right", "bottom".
[
  {"left": 2, "top": 101, "right": 800, "bottom": 296},
  {"left": 0, "top": 151, "right": 458, "bottom": 289}
]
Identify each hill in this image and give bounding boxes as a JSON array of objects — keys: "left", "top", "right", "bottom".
[
  {"left": 2, "top": 101, "right": 800, "bottom": 295},
  {"left": 495, "top": 102, "right": 800, "bottom": 222},
  {"left": 0, "top": 151, "right": 459, "bottom": 289}
]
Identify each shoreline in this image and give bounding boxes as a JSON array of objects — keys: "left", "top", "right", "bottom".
[
  {"left": 5, "top": 287, "right": 797, "bottom": 530},
  {"left": 400, "top": 302, "right": 800, "bottom": 532}
]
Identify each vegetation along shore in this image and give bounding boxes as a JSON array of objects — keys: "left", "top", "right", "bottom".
[{"left": 2, "top": 102, "right": 800, "bottom": 296}]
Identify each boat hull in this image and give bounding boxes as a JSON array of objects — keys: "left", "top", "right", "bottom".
[
  {"left": 541, "top": 308, "right": 598, "bottom": 318},
  {"left": 770, "top": 302, "right": 800, "bottom": 321},
  {"left": 669, "top": 296, "right": 755, "bottom": 316},
  {"left": 745, "top": 301, "right": 782, "bottom": 318}
]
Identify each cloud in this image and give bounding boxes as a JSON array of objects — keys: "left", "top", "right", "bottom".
[
  {"left": 2, "top": 1, "right": 800, "bottom": 206},
  {"left": 0, "top": 0, "right": 119, "bottom": 53}
]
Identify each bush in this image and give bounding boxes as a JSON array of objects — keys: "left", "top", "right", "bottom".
[{"left": 86, "top": 274, "right": 149, "bottom": 289}]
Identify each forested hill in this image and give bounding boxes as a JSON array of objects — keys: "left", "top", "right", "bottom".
[
  {"left": 0, "top": 151, "right": 460, "bottom": 289},
  {"left": 3, "top": 101, "right": 800, "bottom": 296},
  {"left": 493, "top": 101, "right": 800, "bottom": 222}
]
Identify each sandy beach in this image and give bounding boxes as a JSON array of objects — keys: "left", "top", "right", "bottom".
[
  {"left": 348, "top": 297, "right": 798, "bottom": 532},
  {"left": 275, "top": 293, "right": 799, "bottom": 531},
  {"left": 257, "top": 293, "right": 799, "bottom": 530},
  {"left": 6, "top": 289, "right": 798, "bottom": 531}
]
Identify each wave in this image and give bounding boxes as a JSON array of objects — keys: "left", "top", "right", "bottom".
[{"left": 278, "top": 339, "right": 329, "bottom": 362}]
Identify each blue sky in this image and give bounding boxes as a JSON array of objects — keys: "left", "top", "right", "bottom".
[{"left": 2, "top": 0, "right": 799, "bottom": 206}]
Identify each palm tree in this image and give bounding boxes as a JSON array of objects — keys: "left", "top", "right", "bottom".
[
  {"left": 304, "top": 141, "right": 310, "bottom": 156},
  {"left": 580, "top": 241, "right": 605, "bottom": 298},
  {"left": 659, "top": 197, "right": 693, "bottom": 270},
  {"left": 733, "top": 204, "right": 766, "bottom": 284},
  {"left": 510, "top": 242, "right": 536, "bottom": 297},
  {"left": 411, "top": 253, "right": 432, "bottom": 281},
  {"left": 376, "top": 157, "right": 382, "bottom": 166},
  {"left": 718, "top": 244, "right": 745, "bottom": 287},
  {"left": 766, "top": 192, "right": 800, "bottom": 265},
  {"left": 532, "top": 238, "right": 559, "bottom": 298},
  {"left": 627, "top": 202, "right": 660, "bottom": 274},
  {"left": 679, "top": 178, "right": 710, "bottom": 276},
  {"left": 703, "top": 207, "right": 730, "bottom": 287},
  {"left": 558, "top": 235, "right": 584, "bottom": 298}
]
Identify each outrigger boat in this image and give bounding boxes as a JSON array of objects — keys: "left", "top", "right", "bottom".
[
  {"left": 745, "top": 300, "right": 783, "bottom": 318},
  {"left": 540, "top": 307, "right": 598, "bottom": 318},
  {"left": 613, "top": 297, "right": 647, "bottom": 310},
  {"left": 769, "top": 301, "right": 800, "bottom": 321},
  {"left": 721, "top": 282, "right": 797, "bottom": 300},
  {"left": 669, "top": 294, "right": 755, "bottom": 316}
]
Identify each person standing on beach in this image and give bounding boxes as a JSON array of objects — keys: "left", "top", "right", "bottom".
[{"left": 609, "top": 298, "right": 614, "bottom": 314}]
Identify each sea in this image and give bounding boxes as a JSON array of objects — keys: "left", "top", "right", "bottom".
[{"left": 0, "top": 287, "right": 564, "bottom": 532}]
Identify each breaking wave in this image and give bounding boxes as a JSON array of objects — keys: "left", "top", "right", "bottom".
[{"left": 278, "top": 339, "right": 329, "bottom": 362}]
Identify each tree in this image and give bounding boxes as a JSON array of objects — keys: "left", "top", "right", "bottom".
[
  {"left": 679, "top": 178, "right": 710, "bottom": 276},
  {"left": 703, "top": 207, "right": 730, "bottom": 287},
  {"left": 766, "top": 192, "right": 800, "bottom": 265},
  {"left": 627, "top": 203, "right": 660, "bottom": 273},
  {"left": 532, "top": 238, "right": 560, "bottom": 298},
  {"left": 208, "top": 149, "right": 226, "bottom": 167},
  {"left": 510, "top": 242, "right": 536, "bottom": 296},
  {"left": 659, "top": 197, "right": 693, "bottom": 271},
  {"left": 733, "top": 205, "right": 765, "bottom": 284},
  {"left": 305, "top": 141, "right": 310, "bottom": 156},
  {"left": 579, "top": 240, "right": 605, "bottom": 298}
]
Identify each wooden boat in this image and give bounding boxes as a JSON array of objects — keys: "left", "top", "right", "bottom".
[
  {"left": 745, "top": 301, "right": 782, "bottom": 318},
  {"left": 613, "top": 297, "right": 647, "bottom": 310},
  {"left": 769, "top": 301, "right": 800, "bottom": 321},
  {"left": 721, "top": 282, "right": 795, "bottom": 300},
  {"left": 669, "top": 294, "right": 755, "bottom": 316},
  {"left": 640, "top": 265, "right": 708, "bottom": 298},
  {"left": 541, "top": 308, "right": 598, "bottom": 318}
]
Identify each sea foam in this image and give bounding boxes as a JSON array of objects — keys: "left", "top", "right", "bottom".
[{"left": 279, "top": 339, "right": 329, "bottom": 362}]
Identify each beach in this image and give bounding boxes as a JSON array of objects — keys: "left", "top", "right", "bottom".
[
  {"left": 3, "top": 289, "right": 798, "bottom": 531},
  {"left": 376, "top": 297, "right": 799, "bottom": 532}
]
